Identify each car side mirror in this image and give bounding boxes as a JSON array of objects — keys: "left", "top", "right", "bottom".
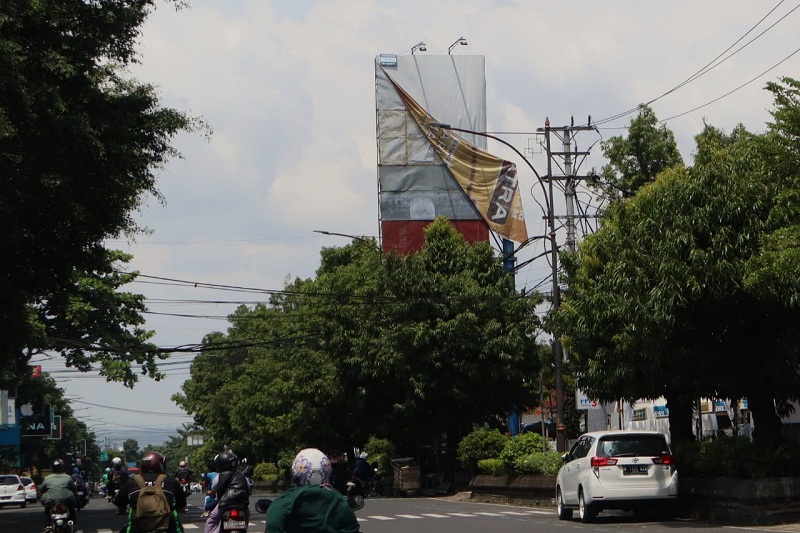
[
  {"left": 254, "top": 498, "right": 271, "bottom": 514},
  {"left": 561, "top": 453, "right": 570, "bottom": 463}
]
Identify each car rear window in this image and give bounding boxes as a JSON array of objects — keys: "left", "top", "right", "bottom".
[
  {"left": 597, "top": 434, "right": 670, "bottom": 457},
  {"left": 0, "top": 476, "right": 19, "bottom": 485},
  {"left": 21, "top": 477, "right": 32, "bottom": 484}
]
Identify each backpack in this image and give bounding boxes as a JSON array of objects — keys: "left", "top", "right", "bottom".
[{"left": 133, "top": 474, "right": 171, "bottom": 532}]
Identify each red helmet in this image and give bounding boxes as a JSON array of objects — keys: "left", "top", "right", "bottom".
[{"left": 140, "top": 452, "right": 167, "bottom": 474}]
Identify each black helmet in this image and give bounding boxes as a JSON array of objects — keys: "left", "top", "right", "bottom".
[
  {"left": 52, "top": 459, "right": 65, "bottom": 473},
  {"left": 214, "top": 451, "right": 238, "bottom": 472},
  {"left": 141, "top": 452, "right": 167, "bottom": 474}
]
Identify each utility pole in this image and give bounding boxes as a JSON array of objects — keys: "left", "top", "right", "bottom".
[{"left": 539, "top": 117, "right": 598, "bottom": 452}]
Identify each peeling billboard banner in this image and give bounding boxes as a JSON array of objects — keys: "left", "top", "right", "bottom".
[
  {"left": 376, "top": 54, "right": 490, "bottom": 254},
  {"left": 385, "top": 74, "right": 528, "bottom": 243}
]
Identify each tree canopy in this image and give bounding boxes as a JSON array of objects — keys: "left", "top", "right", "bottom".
[
  {"left": 557, "top": 78, "right": 800, "bottom": 445},
  {"left": 174, "top": 218, "right": 544, "bottom": 462},
  {"left": 594, "top": 104, "right": 684, "bottom": 199},
  {"left": 0, "top": 0, "right": 203, "bottom": 388}
]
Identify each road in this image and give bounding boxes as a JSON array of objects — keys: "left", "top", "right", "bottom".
[{"left": 3, "top": 491, "right": 800, "bottom": 533}]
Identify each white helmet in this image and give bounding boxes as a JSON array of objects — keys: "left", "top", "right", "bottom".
[
  {"left": 359, "top": 452, "right": 368, "bottom": 459},
  {"left": 112, "top": 457, "right": 122, "bottom": 466},
  {"left": 179, "top": 460, "right": 186, "bottom": 468},
  {"left": 291, "top": 448, "right": 331, "bottom": 487}
]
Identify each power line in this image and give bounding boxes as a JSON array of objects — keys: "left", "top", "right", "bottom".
[
  {"left": 661, "top": 45, "right": 800, "bottom": 122},
  {"left": 595, "top": 1, "right": 798, "bottom": 126},
  {"left": 72, "top": 399, "right": 191, "bottom": 418}
]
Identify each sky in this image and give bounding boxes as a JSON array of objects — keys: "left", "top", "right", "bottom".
[{"left": 31, "top": 0, "right": 800, "bottom": 450}]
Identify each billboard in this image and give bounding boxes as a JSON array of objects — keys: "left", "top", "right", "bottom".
[{"left": 376, "top": 54, "right": 527, "bottom": 253}]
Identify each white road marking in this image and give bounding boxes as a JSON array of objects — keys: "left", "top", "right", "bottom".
[
  {"left": 421, "top": 513, "right": 451, "bottom": 518},
  {"left": 500, "top": 511, "right": 531, "bottom": 515},
  {"left": 367, "top": 515, "right": 396, "bottom": 520},
  {"left": 396, "top": 514, "right": 424, "bottom": 519},
  {"left": 448, "top": 512, "right": 477, "bottom": 517},
  {"left": 474, "top": 512, "right": 505, "bottom": 516}
]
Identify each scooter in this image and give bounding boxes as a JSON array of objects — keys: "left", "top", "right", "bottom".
[
  {"left": 367, "top": 465, "right": 381, "bottom": 497},
  {"left": 178, "top": 477, "right": 191, "bottom": 498},
  {"left": 47, "top": 500, "right": 74, "bottom": 533},
  {"left": 75, "top": 486, "right": 89, "bottom": 510},
  {"left": 220, "top": 504, "right": 250, "bottom": 532},
  {"left": 346, "top": 480, "right": 364, "bottom": 511}
]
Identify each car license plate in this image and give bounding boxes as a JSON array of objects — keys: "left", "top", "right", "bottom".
[
  {"left": 623, "top": 465, "right": 649, "bottom": 474},
  {"left": 223, "top": 520, "right": 247, "bottom": 529}
]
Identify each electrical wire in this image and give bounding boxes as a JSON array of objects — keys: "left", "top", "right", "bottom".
[{"left": 595, "top": 1, "right": 798, "bottom": 126}]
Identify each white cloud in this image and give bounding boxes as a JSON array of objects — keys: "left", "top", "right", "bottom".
[{"left": 54, "top": 0, "right": 800, "bottom": 446}]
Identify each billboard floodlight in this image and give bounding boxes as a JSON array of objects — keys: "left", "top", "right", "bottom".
[
  {"left": 411, "top": 42, "right": 427, "bottom": 55},
  {"left": 448, "top": 37, "right": 467, "bottom": 54}
]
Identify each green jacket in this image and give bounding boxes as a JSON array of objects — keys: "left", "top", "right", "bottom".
[
  {"left": 39, "top": 473, "right": 77, "bottom": 505},
  {"left": 264, "top": 485, "right": 360, "bottom": 533}
]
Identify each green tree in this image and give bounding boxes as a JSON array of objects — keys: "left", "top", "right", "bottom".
[
  {"left": 15, "top": 375, "right": 101, "bottom": 478},
  {"left": 176, "top": 218, "right": 544, "bottom": 466},
  {"left": 143, "top": 424, "right": 197, "bottom": 478},
  {"left": 557, "top": 78, "right": 800, "bottom": 447},
  {"left": 0, "top": 0, "right": 204, "bottom": 388},
  {"left": 594, "top": 105, "right": 683, "bottom": 199},
  {"left": 314, "top": 218, "right": 542, "bottom": 456},
  {"left": 122, "top": 438, "right": 141, "bottom": 466}
]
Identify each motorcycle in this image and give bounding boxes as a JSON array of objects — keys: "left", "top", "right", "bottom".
[
  {"left": 47, "top": 500, "right": 74, "bottom": 533},
  {"left": 221, "top": 504, "right": 250, "bottom": 532},
  {"left": 345, "top": 480, "right": 364, "bottom": 511},
  {"left": 367, "top": 466, "right": 381, "bottom": 497},
  {"left": 75, "top": 487, "right": 89, "bottom": 510},
  {"left": 178, "top": 477, "right": 191, "bottom": 498}
]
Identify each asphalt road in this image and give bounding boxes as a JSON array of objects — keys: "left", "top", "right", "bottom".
[{"left": 3, "top": 491, "right": 800, "bottom": 533}]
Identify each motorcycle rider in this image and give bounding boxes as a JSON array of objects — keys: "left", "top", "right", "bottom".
[
  {"left": 109, "top": 457, "right": 129, "bottom": 514},
  {"left": 175, "top": 460, "right": 193, "bottom": 485},
  {"left": 265, "top": 448, "right": 360, "bottom": 533},
  {"left": 350, "top": 452, "right": 370, "bottom": 495},
  {"left": 38, "top": 459, "right": 78, "bottom": 530},
  {"left": 114, "top": 451, "right": 186, "bottom": 533},
  {"left": 204, "top": 451, "right": 249, "bottom": 533},
  {"left": 174, "top": 460, "right": 193, "bottom": 511},
  {"left": 101, "top": 467, "right": 111, "bottom": 495},
  {"left": 201, "top": 469, "right": 219, "bottom": 518},
  {"left": 70, "top": 467, "right": 89, "bottom": 509}
]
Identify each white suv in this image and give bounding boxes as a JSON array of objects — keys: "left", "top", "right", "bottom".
[{"left": 556, "top": 430, "right": 678, "bottom": 522}]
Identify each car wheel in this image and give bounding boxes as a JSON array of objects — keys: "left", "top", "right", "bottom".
[
  {"left": 578, "top": 488, "right": 596, "bottom": 523},
  {"left": 556, "top": 488, "right": 573, "bottom": 520}
]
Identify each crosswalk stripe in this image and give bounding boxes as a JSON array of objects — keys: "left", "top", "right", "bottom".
[
  {"left": 396, "top": 514, "right": 424, "bottom": 519},
  {"left": 474, "top": 512, "right": 505, "bottom": 516},
  {"left": 367, "top": 515, "right": 396, "bottom": 520},
  {"left": 500, "top": 511, "right": 531, "bottom": 515},
  {"left": 448, "top": 513, "right": 477, "bottom": 517},
  {"left": 421, "top": 513, "right": 450, "bottom": 518}
]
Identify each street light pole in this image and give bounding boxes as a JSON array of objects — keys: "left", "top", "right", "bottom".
[{"left": 427, "top": 121, "right": 566, "bottom": 451}]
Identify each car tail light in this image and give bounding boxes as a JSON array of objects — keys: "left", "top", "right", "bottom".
[
  {"left": 30, "top": 484, "right": 36, "bottom": 491},
  {"left": 652, "top": 454, "right": 675, "bottom": 465},
  {"left": 591, "top": 456, "right": 617, "bottom": 477},
  {"left": 653, "top": 453, "right": 677, "bottom": 472},
  {"left": 17, "top": 484, "right": 24, "bottom": 491},
  {"left": 590, "top": 456, "right": 618, "bottom": 467}
]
